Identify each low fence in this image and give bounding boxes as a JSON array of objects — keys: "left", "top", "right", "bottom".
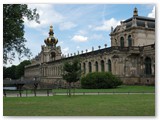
[
  {"left": 3, "top": 89, "right": 52, "bottom": 97},
  {"left": 3, "top": 89, "right": 154, "bottom": 97}
]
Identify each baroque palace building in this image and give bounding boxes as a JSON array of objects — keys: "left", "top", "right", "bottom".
[{"left": 24, "top": 8, "right": 155, "bottom": 88}]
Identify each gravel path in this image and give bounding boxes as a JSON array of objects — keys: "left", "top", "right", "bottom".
[{"left": 3, "top": 92, "right": 155, "bottom": 97}]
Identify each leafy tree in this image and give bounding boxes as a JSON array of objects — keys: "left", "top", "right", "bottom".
[
  {"left": 3, "top": 65, "right": 17, "bottom": 79},
  {"left": 62, "top": 58, "right": 81, "bottom": 97},
  {"left": 3, "top": 4, "right": 40, "bottom": 64},
  {"left": 3, "top": 60, "right": 31, "bottom": 79}
]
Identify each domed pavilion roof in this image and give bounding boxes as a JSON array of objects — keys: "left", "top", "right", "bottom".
[{"left": 44, "top": 25, "right": 58, "bottom": 46}]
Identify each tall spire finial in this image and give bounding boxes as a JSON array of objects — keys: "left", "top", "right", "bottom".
[
  {"left": 133, "top": 7, "right": 138, "bottom": 16},
  {"left": 50, "top": 25, "right": 53, "bottom": 30},
  {"left": 49, "top": 25, "right": 54, "bottom": 36}
]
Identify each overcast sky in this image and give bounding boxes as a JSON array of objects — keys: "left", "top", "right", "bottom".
[{"left": 6, "top": 4, "right": 155, "bottom": 66}]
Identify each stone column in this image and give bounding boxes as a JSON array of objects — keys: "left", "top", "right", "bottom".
[
  {"left": 92, "top": 61, "right": 96, "bottom": 72},
  {"left": 56, "top": 66, "right": 58, "bottom": 76},
  {"left": 106, "top": 60, "right": 108, "bottom": 72},
  {"left": 55, "top": 67, "right": 57, "bottom": 76},
  {"left": 48, "top": 67, "right": 50, "bottom": 76},
  {"left": 104, "top": 60, "right": 107, "bottom": 72},
  {"left": 46, "top": 67, "right": 48, "bottom": 76},
  {"left": 83, "top": 62, "right": 86, "bottom": 75},
  {"left": 57, "top": 66, "right": 59, "bottom": 76},
  {"left": 98, "top": 60, "right": 101, "bottom": 72},
  {"left": 44, "top": 67, "right": 46, "bottom": 76},
  {"left": 42, "top": 67, "right": 44, "bottom": 77},
  {"left": 51, "top": 67, "right": 52, "bottom": 76},
  {"left": 113, "top": 59, "right": 118, "bottom": 75},
  {"left": 52, "top": 66, "right": 54, "bottom": 76},
  {"left": 86, "top": 61, "right": 89, "bottom": 74},
  {"left": 53, "top": 67, "right": 55, "bottom": 76}
]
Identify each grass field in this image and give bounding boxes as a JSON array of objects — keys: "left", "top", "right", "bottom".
[{"left": 3, "top": 94, "right": 155, "bottom": 116}]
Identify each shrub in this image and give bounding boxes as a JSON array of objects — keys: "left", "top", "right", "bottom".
[{"left": 81, "top": 72, "right": 122, "bottom": 89}]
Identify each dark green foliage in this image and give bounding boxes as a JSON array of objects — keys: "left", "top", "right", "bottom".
[
  {"left": 3, "top": 65, "right": 17, "bottom": 79},
  {"left": 3, "top": 60, "right": 31, "bottom": 79},
  {"left": 3, "top": 4, "right": 39, "bottom": 64},
  {"left": 81, "top": 72, "right": 122, "bottom": 89},
  {"left": 62, "top": 58, "right": 81, "bottom": 83}
]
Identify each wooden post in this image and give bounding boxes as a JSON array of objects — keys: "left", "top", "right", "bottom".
[
  {"left": 47, "top": 89, "right": 49, "bottom": 96},
  {"left": 69, "top": 82, "right": 71, "bottom": 97},
  {"left": 26, "top": 89, "right": 28, "bottom": 97},
  {"left": 34, "top": 89, "right": 36, "bottom": 97},
  {"left": 19, "top": 90, "right": 22, "bottom": 97}
]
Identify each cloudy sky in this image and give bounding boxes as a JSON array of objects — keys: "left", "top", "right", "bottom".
[{"left": 6, "top": 4, "right": 155, "bottom": 66}]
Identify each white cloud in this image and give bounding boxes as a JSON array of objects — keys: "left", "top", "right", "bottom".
[
  {"left": 89, "top": 34, "right": 104, "bottom": 40},
  {"left": 24, "top": 4, "right": 64, "bottom": 28},
  {"left": 76, "top": 46, "right": 80, "bottom": 49},
  {"left": 148, "top": 6, "right": 155, "bottom": 18},
  {"left": 88, "top": 25, "right": 93, "bottom": 29},
  {"left": 94, "top": 18, "right": 120, "bottom": 31},
  {"left": 62, "top": 47, "right": 69, "bottom": 55},
  {"left": 59, "top": 22, "right": 77, "bottom": 31},
  {"left": 59, "top": 41, "right": 64, "bottom": 45},
  {"left": 77, "top": 30, "right": 87, "bottom": 35},
  {"left": 72, "top": 35, "right": 88, "bottom": 42}
]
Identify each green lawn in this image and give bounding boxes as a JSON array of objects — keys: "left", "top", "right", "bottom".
[{"left": 3, "top": 94, "right": 155, "bottom": 116}]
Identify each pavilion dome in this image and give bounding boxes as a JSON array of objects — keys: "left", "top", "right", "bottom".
[{"left": 44, "top": 25, "right": 58, "bottom": 46}]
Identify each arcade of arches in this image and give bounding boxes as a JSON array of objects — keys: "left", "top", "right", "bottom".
[{"left": 24, "top": 8, "right": 155, "bottom": 87}]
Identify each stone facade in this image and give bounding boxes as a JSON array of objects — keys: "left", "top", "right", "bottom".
[{"left": 24, "top": 8, "right": 155, "bottom": 88}]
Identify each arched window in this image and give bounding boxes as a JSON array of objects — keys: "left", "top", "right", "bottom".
[
  {"left": 120, "top": 37, "right": 124, "bottom": 47},
  {"left": 83, "top": 63, "right": 86, "bottom": 74},
  {"left": 128, "top": 35, "right": 132, "bottom": 47},
  {"left": 145, "top": 57, "right": 152, "bottom": 75},
  {"left": 101, "top": 60, "right": 104, "bottom": 72},
  {"left": 88, "top": 62, "right": 92, "bottom": 73},
  {"left": 95, "top": 61, "right": 98, "bottom": 72},
  {"left": 108, "top": 59, "right": 112, "bottom": 72}
]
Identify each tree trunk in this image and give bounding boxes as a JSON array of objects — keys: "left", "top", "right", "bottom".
[
  {"left": 73, "top": 82, "right": 75, "bottom": 95},
  {"left": 68, "top": 82, "right": 71, "bottom": 97}
]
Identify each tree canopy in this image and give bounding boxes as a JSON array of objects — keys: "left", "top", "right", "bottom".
[
  {"left": 62, "top": 58, "right": 81, "bottom": 96},
  {"left": 3, "top": 4, "right": 40, "bottom": 64},
  {"left": 3, "top": 60, "right": 31, "bottom": 79},
  {"left": 3, "top": 65, "right": 17, "bottom": 79}
]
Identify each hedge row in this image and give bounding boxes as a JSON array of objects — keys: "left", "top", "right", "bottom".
[{"left": 81, "top": 72, "right": 122, "bottom": 89}]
